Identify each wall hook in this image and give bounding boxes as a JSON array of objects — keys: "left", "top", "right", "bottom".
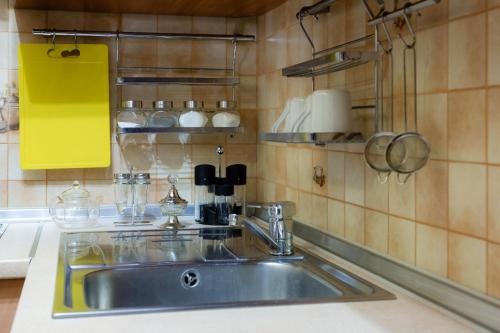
[{"left": 313, "top": 166, "right": 326, "bottom": 187}]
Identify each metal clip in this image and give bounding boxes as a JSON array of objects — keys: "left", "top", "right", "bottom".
[{"left": 61, "top": 30, "right": 81, "bottom": 57}]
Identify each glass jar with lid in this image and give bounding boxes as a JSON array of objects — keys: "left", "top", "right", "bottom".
[
  {"left": 211, "top": 100, "right": 240, "bottom": 128},
  {"left": 117, "top": 100, "right": 146, "bottom": 128},
  {"left": 179, "top": 100, "right": 208, "bottom": 128},
  {"left": 148, "top": 100, "right": 178, "bottom": 128}
]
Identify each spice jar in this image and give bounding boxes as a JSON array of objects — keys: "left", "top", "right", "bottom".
[
  {"left": 194, "top": 164, "right": 216, "bottom": 224},
  {"left": 113, "top": 173, "right": 131, "bottom": 214},
  {"left": 148, "top": 100, "right": 178, "bottom": 128},
  {"left": 179, "top": 100, "right": 207, "bottom": 128},
  {"left": 211, "top": 100, "right": 240, "bottom": 127},
  {"left": 117, "top": 100, "right": 146, "bottom": 128},
  {"left": 133, "top": 173, "right": 150, "bottom": 216}
]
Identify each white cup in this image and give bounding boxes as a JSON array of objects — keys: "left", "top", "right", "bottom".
[
  {"left": 292, "top": 89, "right": 352, "bottom": 133},
  {"left": 271, "top": 97, "right": 305, "bottom": 133}
]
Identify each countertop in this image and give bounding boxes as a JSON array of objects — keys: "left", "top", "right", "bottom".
[
  {"left": 9, "top": 220, "right": 482, "bottom": 333},
  {"left": 0, "top": 221, "right": 41, "bottom": 279}
]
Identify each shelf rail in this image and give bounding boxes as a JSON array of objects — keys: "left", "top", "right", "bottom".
[
  {"left": 32, "top": 29, "right": 256, "bottom": 42},
  {"left": 367, "top": 0, "right": 441, "bottom": 26}
]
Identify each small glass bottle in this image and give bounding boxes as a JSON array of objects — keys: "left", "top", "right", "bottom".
[
  {"left": 148, "top": 100, "right": 178, "bottom": 128},
  {"left": 133, "top": 173, "right": 150, "bottom": 216},
  {"left": 117, "top": 100, "right": 146, "bottom": 128},
  {"left": 194, "top": 164, "right": 216, "bottom": 224},
  {"left": 211, "top": 100, "right": 240, "bottom": 127},
  {"left": 226, "top": 164, "right": 247, "bottom": 216},
  {"left": 179, "top": 100, "right": 207, "bottom": 128},
  {"left": 113, "top": 173, "right": 131, "bottom": 215},
  {"left": 214, "top": 181, "right": 234, "bottom": 225}
]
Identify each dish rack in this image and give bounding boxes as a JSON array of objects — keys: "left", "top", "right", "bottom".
[
  {"left": 32, "top": 29, "right": 255, "bottom": 136},
  {"left": 262, "top": 0, "right": 440, "bottom": 146}
]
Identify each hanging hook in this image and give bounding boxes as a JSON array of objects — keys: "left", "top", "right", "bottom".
[
  {"left": 46, "top": 31, "right": 56, "bottom": 56},
  {"left": 61, "top": 30, "right": 81, "bottom": 57},
  {"left": 397, "top": 11, "right": 416, "bottom": 49},
  {"left": 299, "top": 15, "right": 315, "bottom": 53}
]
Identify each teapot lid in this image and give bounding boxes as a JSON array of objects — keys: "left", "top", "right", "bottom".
[
  {"left": 60, "top": 181, "right": 90, "bottom": 200},
  {"left": 159, "top": 175, "right": 187, "bottom": 205}
]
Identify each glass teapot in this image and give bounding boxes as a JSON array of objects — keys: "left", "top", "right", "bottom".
[{"left": 49, "top": 181, "right": 101, "bottom": 229}]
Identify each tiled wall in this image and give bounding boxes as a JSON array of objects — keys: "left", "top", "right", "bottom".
[
  {"left": 0, "top": 1, "right": 257, "bottom": 207},
  {"left": 256, "top": 0, "right": 500, "bottom": 300}
]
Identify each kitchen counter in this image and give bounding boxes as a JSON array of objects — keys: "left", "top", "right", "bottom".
[
  {"left": 0, "top": 221, "right": 42, "bottom": 279},
  {"left": 10, "top": 221, "right": 481, "bottom": 333}
]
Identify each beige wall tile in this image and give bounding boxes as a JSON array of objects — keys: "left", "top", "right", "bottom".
[
  {"left": 345, "top": 204, "right": 364, "bottom": 244},
  {"left": 285, "top": 147, "right": 299, "bottom": 188},
  {"left": 416, "top": 160, "right": 448, "bottom": 228},
  {"left": 225, "top": 144, "right": 257, "bottom": 179},
  {"left": 0, "top": 180, "right": 6, "bottom": 207},
  {"left": 9, "top": 9, "right": 46, "bottom": 33},
  {"left": 489, "top": 0, "right": 500, "bottom": 8},
  {"left": 47, "top": 11, "right": 84, "bottom": 30},
  {"left": 389, "top": 174, "right": 415, "bottom": 220},
  {"left": 365, "top": 210, "right": 388, "bottom": 254},
  {"left": 487, "top": 166, "right": 500, "bottom": 242},
  {"left": 286, "top": 22, "right": 312, "bottom": 67},
  {"left": 487, "top": 88, "right": 500, "bottom": 163},
  {"left": 327, "top": 199, "right": 344, "bottom": 237},
  {"left": 448, "top": 89, "right": 486, "bottom": 162},
  {"left": 310, "top": 194, "right": 328, "bottom": 231},
  {"left": 416, "top": 224, "right": 448, "bottom": 277},
  {"left": 448, "top": 14, "right": 486, "bottom": 89},
  {"left": 487, "top": 242, "right": 500, "bottom": 298},
  {"left": 418, "top": 93, "right": 447, "bottom": 159},
  {"left": 47, "top": 169, "right": 84, "bottom": 181},
  {"left": 449, "top": 162, "right": 486, "bottom": 238},
  {"left": 83, "top": 12, "right": 118, "bottom": 31},
  {"left": 8, "top": 144, "right": 46, "bottom": 181},
  {"left": 416, "top": 25, "right": 448, "bottom": 94},
  {"left": 344, "top": 153, "right": 364, "bottom": 205},
  {"left": 449, "top": 0, "right": 485, "bottom": 19},
  {"left": 0, "top": 144, "right": 6, "bottom": 180},
  {"left": 449, "top": 233, "right": 486, "bottom": 292},
  {"left": 296, "top": 190, "right": 311, "bottom": 224},
  {"left": 488, "top": 9, "right": 500, "bottom": 85},
  {"left": 7, "top": 180, "right": 46, "bottom": 207},
  {"left": 298, "top": 148, "right": 313, "bottom": 192},
  {"left": 264, "top": 2, "right": 286, "bottom": 38},
  {"left": 156, "top": 144, "right": 192, "bottom": 179},
  {"left": 365, "top": 166, "right": 388, "bottom": 213},
  {"left": 388, "top": 216, "right": 416, "bottom": 265},
  {"left": 327, "top": 151, "right": 344, "bottom": 200},
  {"left": 417, "top": 0, "right": 448, "bottom": 29}
]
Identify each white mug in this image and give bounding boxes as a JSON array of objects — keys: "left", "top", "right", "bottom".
[
  {"left": 271, "top": 97, "right": 305, "bottom": 133},
  {"left": 292, "top": 89, "right": 352, "bottom": 133}
]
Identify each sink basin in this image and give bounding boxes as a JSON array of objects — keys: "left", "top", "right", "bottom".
[
  {"left": 84, "top": 262, "right": 342, "bottom": 310},
  {"left": 53, "top": 225, "right": 395, "bottom": 318}
]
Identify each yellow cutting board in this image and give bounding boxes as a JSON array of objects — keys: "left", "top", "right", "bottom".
[{"left": 19, "top": 43, "right": 110, "bottom": 170}]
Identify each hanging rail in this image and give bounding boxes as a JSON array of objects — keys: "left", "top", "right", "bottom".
[
  {"left": 367, "top": 0, "right": 440, "bottom": 26},
  {"left": 32, "top": 29, "right": 255, "bottom": 42}
]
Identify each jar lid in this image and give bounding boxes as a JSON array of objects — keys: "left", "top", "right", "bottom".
[
  {"left": 184, "top": 100, "right": 204, "bottom": 109},
  {"left": 216, "top": 100, "right": 236, "bottom": 110},
  {"left": 226, "top": 164, "right": 247, "bottom": 185},
  {"left": 159, "top": 175, "right": 188, "bottom": 205},
  {"left": 114, "top": 173, "right": 131, "bottom": 184},
  {"left": 215, "top": 180, "right": 234, "bottom": 196},
  {"left": 121, "top": 100, "right": 142, "bottom": 109},
  {"left": 134, "top": 173, "right": 151, "bottom": 184},
  {"left": 60, "top": 181, "right": 90, "bottom": 200},
  {"left": 152, "top": 100, "right": 173, "bottom": 110},
  {"left": 195, "top": 164, "right": 216, "bottom": 185}
]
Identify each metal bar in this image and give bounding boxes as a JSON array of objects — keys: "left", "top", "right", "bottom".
[
  {"left": 118, "top": 66, "right": 232, "bottom": 72},
  {"left": 297, "top": 0, "right": 337, "bottom": 18},
  {"left": 32, "top": 29, "right": 255, "bottom": 42},
  {"left": 293, "top": 221, "right": 500, "bottom": 332},
  {"left": 313, "top": 34, "right": 374, "bottom": 57},
  {"left": 116, "top": 76, "right": 240, "bottom": 86},
  {"left": 367, "top": 0, "right": 441, "bottom": 26}
]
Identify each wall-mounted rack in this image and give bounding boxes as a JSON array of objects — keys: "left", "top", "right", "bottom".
[
  {"left": 116, "top": 77, "right": 240, "bottom": 86},
  {"left": 260, "top": 132, "right": 364, "bottom": 146},
  {"left": 366, "top": 0, "right": 440, "bottom": 26},
  {"left": 118, "top": 127, "right": 243, "bottom": 134}
]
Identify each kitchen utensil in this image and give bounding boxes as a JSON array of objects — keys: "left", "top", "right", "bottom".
[
  {"left": 271, "top": 97, "right": 305, "bottom": 133},
  {"left": 292, "top": 89, "right": 352, "bottom": 133},
  {"left": 385, "top": 14, "right": 430, "bottom": 184},
  {"left": 49, "top": 181, "right": 101, "bottom": 229},
  {"left": 159, "top": 175, "right": 188, "bottom": 230},
  {"left": 19, "top": 43, "right": 110, "bottom": 169}
]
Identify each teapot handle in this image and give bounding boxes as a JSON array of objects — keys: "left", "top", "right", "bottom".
[{"left": 49, "top": 196, "right": 65, "bottom": 222}]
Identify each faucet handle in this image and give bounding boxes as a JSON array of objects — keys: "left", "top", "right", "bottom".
[{"left": 268, "top": 202, "right": 296, "bottom": 220}]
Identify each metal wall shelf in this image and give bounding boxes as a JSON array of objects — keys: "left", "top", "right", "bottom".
[
  {"left": 118, "top": 126, "right": 243, "bottom": 134},
  {"left": 116, "top": 76, "right": 240, "bottom": 86},
  {"left": 260, "top": 132, "right": 364, "bottom": 145}
]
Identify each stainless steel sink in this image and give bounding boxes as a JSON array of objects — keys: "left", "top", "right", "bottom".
[{"left": 53, "top": 224, "right": 395, "bottom": 318}]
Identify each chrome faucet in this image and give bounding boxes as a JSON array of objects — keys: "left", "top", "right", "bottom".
[{"left": 245, "top": 202, "right": 296, "bottom": 256}]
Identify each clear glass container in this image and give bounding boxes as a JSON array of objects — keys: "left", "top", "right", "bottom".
[
  {"left": 227, "top": 164, "right": 247, "bottom": 215},
  {"left": 179, "top": 100, "right": 208, "bottom": 128},
  {"left": 133, "top": 173, "right": 150, "bottom": 216},
  {"left": 211, "top": 100, "right": 240, "bottom": 128},
  {"left": 148, "top": 100, "right": 178, "bottom": 128},
  {"left": 214, "top": 182, "right": 234, "bottom": 225},
  {"left": 49, "top": 181, "right": 101, "bottom": 229},
  {"left": 117, "top": 100, "right": 146, "bottom": 128},
  {"left": 113, "top": 173, "right": 131, "bottom": 215},
  {"left": 159, "top": 175, "right": 188, "bottom": 229},
  {"left": 194, "top": 164, "right": 216, "bottom": 223}
]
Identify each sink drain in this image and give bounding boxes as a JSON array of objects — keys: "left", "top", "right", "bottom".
[{"left": 180, "top": 269, "right": 200, "bottom": 288}]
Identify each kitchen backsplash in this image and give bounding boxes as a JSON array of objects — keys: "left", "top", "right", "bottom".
[
  {"left": 256, "top": 0, "right": 500, "bottom": 300},
  {"left": 0, "top": 2, "right": 257, "bottom": 207}
]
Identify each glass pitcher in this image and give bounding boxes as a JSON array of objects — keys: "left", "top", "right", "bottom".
[{"left": 49, "top": 181, "right": 101, "bottom": 229}]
